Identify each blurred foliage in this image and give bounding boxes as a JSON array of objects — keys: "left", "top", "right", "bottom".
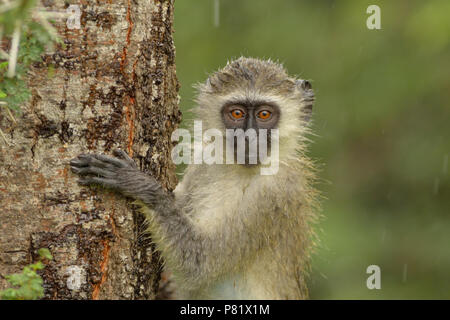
[
  {"left": 0, "top": 0, "right": 37, "bottom": 35},
  {"left": 0, "top": 248, "right": 53, "bottom": 300},
  {"left": 174, "top": 0, "right": 450, "bottom": 299},
  {"left": 0, "top": 0, "right": 57, "bottom": 112}
]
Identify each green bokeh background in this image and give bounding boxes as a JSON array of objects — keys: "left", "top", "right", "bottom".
[{"left": 173, "top": 0, "right": 450, "bottom": 299}]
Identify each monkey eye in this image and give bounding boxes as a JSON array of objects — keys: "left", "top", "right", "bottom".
[
  {"left": 230, "top": 109, "right": 245, "bottom": 119},
  {"left": 256, "top": 110, "right": 272, "bottom": 120}
]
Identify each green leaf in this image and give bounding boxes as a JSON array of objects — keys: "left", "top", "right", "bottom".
[
  {"left": 30, "top": 261, "right": 44, "bottom": 271},
  {"left": 0, "top": 288, "right": 19, "bottom": 300},
  {"left": 38, "top": 248, "right": 53, "bottom": 260},
  {"left": 5, "top": 273, "right": 26, "bottom": 286}
]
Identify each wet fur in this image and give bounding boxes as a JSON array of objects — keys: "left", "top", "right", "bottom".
[{"left": 142, "top": 58, "right": 319, "bottom": 299}]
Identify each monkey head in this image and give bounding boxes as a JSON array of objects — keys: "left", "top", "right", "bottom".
[{"left": 194, "top": 57, "right": 314, "bottom": 167}]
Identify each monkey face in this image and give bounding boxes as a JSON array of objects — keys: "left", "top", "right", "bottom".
[
  {"left": 195, "top": 58, "right": 314, "bottom": 167},
  {"left": 221, "top": 100, "right": 280, "bottom": 165}
]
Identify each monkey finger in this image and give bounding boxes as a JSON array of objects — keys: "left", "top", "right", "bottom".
[
  {"left": 71, "top": 165, "right": 116, "bottom": 178},
  {"left": 70, "top": 165, "right": 83, "bottom": 174},
  {"left": 70, "top": 155, "right": 92, "bottom": 167},
  {"left": 70, "top": 156, "right": 113, "bottom": 170},
  {"left": 92, "top": 154, "right": 127, "bottom": 168},
  {"left": 70, "top": 158, "right": 87, "bottom": 168},
  {"left": 75, "top": 154, "right": 95, "bottom": 162},
  {"left": 113, "top": 149, "right": 136, "bottom": 167}
]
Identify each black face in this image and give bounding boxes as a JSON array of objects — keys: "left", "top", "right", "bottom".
[
  {"left": 221, "top": 100, "right": 280, "bottom": 165},
  {"left": 222, "top": 100, "right": 280, "bottom": 130}
]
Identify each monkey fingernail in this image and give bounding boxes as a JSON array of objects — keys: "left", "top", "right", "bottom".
[
  {"left": 70, "top": 160, "right": 86, "bottom": 167},
  {"left": 70, "top": 166, "right": 79, "bottom": 173},
  {"left": 70, "top": 159, "right": 80, "bottom": 166}
]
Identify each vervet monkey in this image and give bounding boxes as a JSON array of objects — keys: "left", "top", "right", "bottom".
[{"left": 70, "top": 57, "right": 319, "bottom": 299}]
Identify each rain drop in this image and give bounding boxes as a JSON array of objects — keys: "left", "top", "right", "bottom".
[
  {"left": 433, "top": 178, "right": 440, "bottom": 195},
  {"left": 443, "top": 154, "right": 448, "bottom": 175},
  {"left": 402, "top": 264, "right": 408, "bottom": 283}
]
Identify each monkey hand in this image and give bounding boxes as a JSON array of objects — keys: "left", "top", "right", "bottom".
[
  {"left": 70, "top": 148, "right": 138, "bottom": 189},
  {"left": 70, "top": 149, "right": 166, "bottom": 205}
]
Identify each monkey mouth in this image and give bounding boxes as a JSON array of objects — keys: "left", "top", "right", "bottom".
[
  {"left": 224, "top": 134, "right": 274, "bottom": 166},
  {"left": 232, "top": 150, "right": 267, "bottom": 166},
  {"left": 238, "top": 139, "right": 272, "bottom": 166}
]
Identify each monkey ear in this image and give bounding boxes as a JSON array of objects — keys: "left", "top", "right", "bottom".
[{"left": 296, "top": 80, "right": 315, "bottom": 123}]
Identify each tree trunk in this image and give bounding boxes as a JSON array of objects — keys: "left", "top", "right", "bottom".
[{"left": 0, "top": 0, "right": 180, "bottom": 299}]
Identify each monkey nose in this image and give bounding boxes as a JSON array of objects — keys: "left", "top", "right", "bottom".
[{"left": 245, "top": 135, "right": 257, "bottom": 144}]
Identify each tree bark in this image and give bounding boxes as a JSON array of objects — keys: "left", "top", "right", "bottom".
[{"left": 0, "top": 0, "right": 180, "bottom": 299}]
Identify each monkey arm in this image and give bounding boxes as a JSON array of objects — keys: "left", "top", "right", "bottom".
[
  {"left": 69, "top": 150, "right": 210, "bottom": 279},
  {"left": 70, "top": 149, "right": 166, "bottom": 204},
  {"left": 70, "top": 150, "right": 272, "bottom": 286}
]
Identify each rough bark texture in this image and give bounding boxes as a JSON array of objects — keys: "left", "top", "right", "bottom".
[{"left": 0, "top": 0, "right": 180, "bottom": 299}]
